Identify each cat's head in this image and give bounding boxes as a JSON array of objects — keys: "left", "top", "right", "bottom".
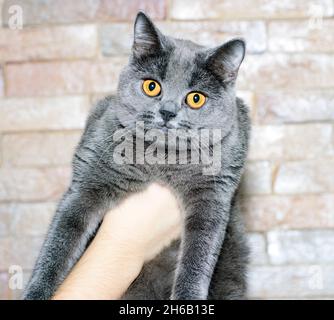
[{"left": 116, "top": 12, "right": 245, "bottom": 137}]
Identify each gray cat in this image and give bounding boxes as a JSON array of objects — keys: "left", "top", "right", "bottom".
[{"left": 23, "top": 12, "right": 250, "bottom": 300}]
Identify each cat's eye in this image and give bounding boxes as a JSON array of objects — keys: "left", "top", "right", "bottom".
[
  {"left": 142, "top": 79, "right": 161, "bottom": 97},
  {"left": 186, "top": 92, "right": 206, "bottom": 109}
]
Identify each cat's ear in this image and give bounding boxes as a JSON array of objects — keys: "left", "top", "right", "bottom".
[
  {"left": 207, "top": 39, "right": 246, "bottom": 85},
  {"left": 132, "top": 11, "right": 163, "bottom": 58}
]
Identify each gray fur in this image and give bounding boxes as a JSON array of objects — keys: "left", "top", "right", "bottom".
[{"left": 23, "top": 12, "right": 251, "bottom": 300}]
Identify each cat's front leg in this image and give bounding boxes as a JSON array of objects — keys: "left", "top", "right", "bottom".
[
  {"left": 171, "top": 189, "right": 230, "bottom": 300},
  {"left": 23, "top": 186, "right": 107, "bottom": 300}
]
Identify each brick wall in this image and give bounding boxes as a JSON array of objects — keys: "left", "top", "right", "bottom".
[{"left": 0, "top": 0, "right": 334, "bottom": 299}]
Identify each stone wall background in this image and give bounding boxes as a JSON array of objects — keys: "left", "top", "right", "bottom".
[{"left": 0, "top": 0, "right": 334, "bottom": 299}]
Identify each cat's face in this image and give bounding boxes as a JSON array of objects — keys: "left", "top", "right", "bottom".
[{"left": 116, "top": 12, "right": 245, "bottom": 138}]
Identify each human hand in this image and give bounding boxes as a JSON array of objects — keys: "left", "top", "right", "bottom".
[{"left": 101, "top": 183, "right": 182, "bottom": 262}]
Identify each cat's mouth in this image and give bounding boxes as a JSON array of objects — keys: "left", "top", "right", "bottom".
[{"left": 156, "top": 122, "right": 176, "bottom": 132}]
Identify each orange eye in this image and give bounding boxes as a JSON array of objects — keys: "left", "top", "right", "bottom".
[
  {"left": 142, "top": 79, "right": 161, "bottom": 97},
  {"left": 186, "top": 92, "right": 206, "bottom": 109}
]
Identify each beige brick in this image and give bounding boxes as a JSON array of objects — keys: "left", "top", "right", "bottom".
[
  {"left": 247, "top": 233, "right": 268, "bottom": 265},
  {"left": 11, "top": 208, "right": 53, "bottom": 237},
  {"left": 3, "top": 0, "right": 99, "bottom": 25},
  {"left": 269, "top": 20, "right": 334, "bottom": 53},
  {"left": 248, "top": 265, "right": 334, "bottom": 299},
  {"left": 0, "top": 272, "right": 10, "bottom": 300},
  {"left": 0, "top": 238, "right": 10, "bottom": 270},
  {"left": 6, "top": 236, "right": 44, "bottom": 270},
  {"left": 160, "top": 22, "right": 266, "bottom": 53},
  {"left": 274, "top": 160, "right": 334, "bottom": 194},
  {"left": 0, "top": 0, "right": 3, "bottom": 26},
  {"left": 0, "top": 202, "right": 56, "bottom": 236},
  {"left": 238, "top": 54, "right": 334, "bottom": 90},
  {"left": 170, "top": 0, "right": 334, "bottom": 20},
  {"left": 267, "top": 230, "right": 334, "bottom": 265},
  {"left": 249, "top": 124, "right": 334, "bottom": 160},
  {"left": 97, "top": 0, "right": 167, "bottom": 21},
  {"left": 0, "top": 25, "right": 97, "bottom": 62},
  {"left": 0, "top": 167, "right": 71, "bottom": 202},
  {"left": 0, "top": 67, "right": 3, "bottom": 97},
  {"left": 6, "top": 58, "right": 126, "bottom": 96},
  {"left": 2, "top": 0, "right": 166, "bottom": 25},
  {"left": 0, "top": 96, "right": 90, "bottom": 131},
  {"left": 0, "top": 135, "right": 3, "bottom": 166},
  {"left": 2, "top": 132, "right": 81, "bottom": 167},
  {"left": 257, "top": 91, "right": 334, "bottom": 124},
  {"left": 99, "top": 24, "right": 133, "bottom": 56},
  {"left": 100, "top": 21, "right": 266, "bottom": 55},
  {"left": 90, "top": 59, "right": 127, "bottom": 93},
  {"left": 242, "top": 194, "right": 334, "bottom": 232},
  {"left": 241, "top": 161, "right": 272, "bottom": 195},
  {"left": 0, "top": 209, "right": 10, "bottom": 237}
]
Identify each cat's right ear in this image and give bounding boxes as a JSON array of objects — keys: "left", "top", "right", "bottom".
[{"left": 132, "top": 12, "right": 163, "bottom": 58}]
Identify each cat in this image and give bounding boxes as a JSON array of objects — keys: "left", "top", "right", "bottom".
[{"left": 23, "top": 11, "right": 251, "bottom": 300}]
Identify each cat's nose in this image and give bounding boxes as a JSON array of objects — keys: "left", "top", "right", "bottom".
[
  {"left": 160, "top": 109, "right": 176, "bottom": 122},
  {"left": 159, "top": 102, "right": 177, "bottom": 122}
]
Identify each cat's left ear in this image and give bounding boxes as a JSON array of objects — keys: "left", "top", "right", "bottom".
[
  {"left": 207, "top": 39, "right": 246, "bottom": 85},
  {"left": 132, "top": 11, "right": 164, "bottom": 58}
]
